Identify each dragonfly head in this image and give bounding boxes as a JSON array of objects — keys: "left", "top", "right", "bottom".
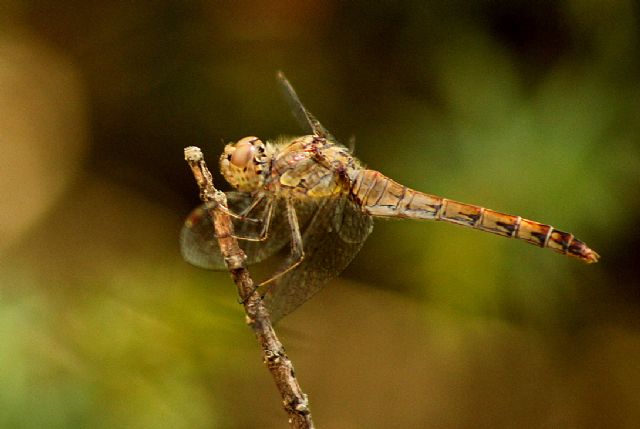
[{"left": 220, "top": 136, "right": 269, "bottom": 192}]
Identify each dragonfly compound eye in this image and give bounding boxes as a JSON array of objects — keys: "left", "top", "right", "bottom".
[{"left": 230, "top": 136, "right": 260, "bottom": 168}]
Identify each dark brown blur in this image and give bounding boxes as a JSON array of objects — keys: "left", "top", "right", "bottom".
[{"left": 1, "top": 1, "right": 638, "bottom": 428}]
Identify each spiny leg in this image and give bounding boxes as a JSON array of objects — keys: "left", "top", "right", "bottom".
[
  {"left": 214, "top": 194, "right": 274, "bottom": 242},
  {"left": 261, "top": 197, "right": 305, "bottom": 286},
  {"left": 240, "top": 197, "right": 306, "bottom": 304},
  {"left": 213, "top": 201, "right": 260, "bottom": 224},
  {"left": 231, "top": 197, "right": 275, "bottom": 242}
]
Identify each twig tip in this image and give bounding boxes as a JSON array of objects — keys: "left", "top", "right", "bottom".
[{"left": 184, "top": 146, "right": 203, "bottom": 162}]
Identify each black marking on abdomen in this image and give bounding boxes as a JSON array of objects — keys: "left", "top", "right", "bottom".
[
  {"left": 497, "top": 221, "right": 516, "bottom": 236},
  {"left": 531, "top": 231, "right": 549, "bottom": 247}
]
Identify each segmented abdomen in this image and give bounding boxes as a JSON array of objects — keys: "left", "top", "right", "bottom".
[{"left": 351, "top": 169, "right": 599, "bottom": 263}]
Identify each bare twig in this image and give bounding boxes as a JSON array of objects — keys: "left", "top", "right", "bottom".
[{"left": 184, "top": 146, "right": 315, "bottom": 429}]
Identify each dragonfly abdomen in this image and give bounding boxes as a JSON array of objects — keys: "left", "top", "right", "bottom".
[{"left": 351, "top": 169, "right": 599, "bottom": 263}]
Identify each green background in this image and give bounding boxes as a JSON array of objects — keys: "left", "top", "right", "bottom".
[{"left": 1, "top": 1, "right": 638, "bottom": 428}]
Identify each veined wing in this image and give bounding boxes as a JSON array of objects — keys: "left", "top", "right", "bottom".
[
  {"left": 265, "top": 194, "right": 374, "bottom": 322},
  {"left": 180, "top": 192, "right": 291, "bottom": 269},
  {"left": 276, "top": 71, "right": 336, "bottom": 141}
]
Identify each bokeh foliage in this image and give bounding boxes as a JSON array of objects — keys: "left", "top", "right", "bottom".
[{"left": 1, "top": 1, "right": 639, "bottom": 428}]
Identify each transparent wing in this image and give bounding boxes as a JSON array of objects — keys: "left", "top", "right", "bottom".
[
  {"left": 265, "top": 195, "right": 374, "bottom": 322},
  {"left": 276, "top": 71, "right": 336, "bottom": 141},
  {"left": 180, "top": 192, "right": 291, "bottom": 270}
]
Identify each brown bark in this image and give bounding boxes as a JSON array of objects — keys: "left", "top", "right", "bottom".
[{"left": 184, "top": 146, "right": 315, "bottom": 429}]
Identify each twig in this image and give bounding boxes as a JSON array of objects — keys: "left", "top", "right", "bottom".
[{"left": 184, "top": 146, "right": 315, "bottom": 429}]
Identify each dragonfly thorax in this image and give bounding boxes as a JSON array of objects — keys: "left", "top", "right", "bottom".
[{"left": 219, "top": 136, "right": 272, "bottom": 192}]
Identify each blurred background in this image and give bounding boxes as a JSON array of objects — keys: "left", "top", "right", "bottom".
[{"left": 1, "top": 1, "right": 639, "bottom": 428}]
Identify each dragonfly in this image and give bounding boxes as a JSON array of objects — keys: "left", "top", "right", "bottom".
[{"left": 181, "top": 72, "right": 599, "bottom": 322}]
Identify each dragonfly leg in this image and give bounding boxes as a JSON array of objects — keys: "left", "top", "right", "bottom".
[
  {"left": 237, "top": 193, "right": 267, "bottom": 219},
  {"left": 261, "top": 198, "right": 304, "bottom": 288},
  {"left": 212, "top": 201, "right": 261, "bottom": 224},
  {"left": 239, "top": 198, "right": 304, "bottom": 304},
  {"left": 230, "top": 198, "right": 275, "bottom": 242},
  {"left": 213, "top": 195, "right": 272, "bottom": 242}
]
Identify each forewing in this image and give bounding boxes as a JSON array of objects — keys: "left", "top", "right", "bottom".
[
  {"left": 276, "top": 71, "right": 336, "bottom": 141},
  {"left": 180, "top": 192, "right": 291, "bottom": 269},
  {"left": 265, "top": 195, "right": 374, "bottom": 322}
]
